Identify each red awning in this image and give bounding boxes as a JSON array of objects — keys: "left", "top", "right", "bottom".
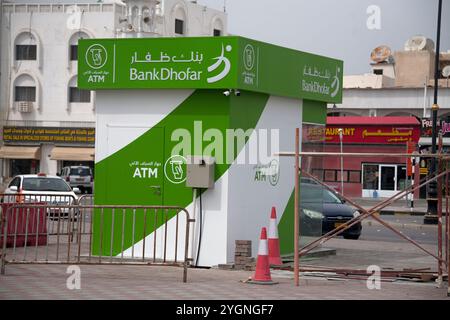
[{"left": 327, "top": 116, "right": 420, "bottom": 126}]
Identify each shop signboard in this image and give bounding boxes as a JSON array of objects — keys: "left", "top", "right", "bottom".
[
  {"left": 421, "top": 118, "right": 450, "bottom": 137},
  {"left": 2, "top": 126, "right": 95, "bottom": 145},
  {"left": 78, "top": 36, "right": 343, "bottom": 103}
]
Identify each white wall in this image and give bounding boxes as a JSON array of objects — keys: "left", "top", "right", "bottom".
[
  {"left": 1, "top": 3, "right": 122, "bottom": 124},
  {"left": 162, "top": 0, "right": 227, "bottom": 37},
  {"left": 95, "top": 89, "right": 229, "bottom": 266},
  {"left": 227, "top": 96, "right": 301, "bottom": 262},
  {"left": 328, "top": 87, "right": 450, "bottom": 118}
]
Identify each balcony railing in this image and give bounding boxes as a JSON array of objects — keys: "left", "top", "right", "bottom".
[{"left": 2, "top": 2, "right": 125, "bottom": 14}]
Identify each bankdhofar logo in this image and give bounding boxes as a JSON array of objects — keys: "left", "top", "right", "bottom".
[
  {"left": 164, "top": 155, "right": 187, "bottom": 184},
  {"left": 254, "top": 159, "right": 280, "bottom": 186},
  {"left": 243, "top": 44, "right": 255, "bottom": 71},
  {"left": 85, "top": 44, "right": 108, "bottom": 69},
  {"left": 207, "top": 44, "right": 232, "bottom": 83},
  {"left": 330, "top": 66, "right": 341, "bottom": 98}
]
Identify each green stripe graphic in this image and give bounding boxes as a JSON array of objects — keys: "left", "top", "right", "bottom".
[{"left": 93, "top": 89, "right": 269, "bottom": 256}]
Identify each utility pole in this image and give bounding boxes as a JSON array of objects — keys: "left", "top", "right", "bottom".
[
  {"left": 338, "top": 128, "right": 344, "bottom": 196},
  {"left": 425, "top": 0, "right": 442, "bottom": 224}
]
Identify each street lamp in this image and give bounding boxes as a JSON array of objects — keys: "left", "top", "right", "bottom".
[
  {"left": 338, "top": 128, "right": 344, "bottom": 196},
  {"left": 425, "top": 0, "right": 442, "bottom": 224}
]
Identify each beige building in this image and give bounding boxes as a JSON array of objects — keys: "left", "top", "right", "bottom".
[{"left": 330, "top": 36, "right": 450, "bottom": 119}]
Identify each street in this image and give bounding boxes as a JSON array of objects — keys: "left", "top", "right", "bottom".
[
  {"left": 360, "top": 215, "right": 441, "bottom": 245},
  {"left": 292, "top": 214, "right": 446, "bottom": 273}
]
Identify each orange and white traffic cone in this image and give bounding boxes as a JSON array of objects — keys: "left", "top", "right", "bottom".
[
  {"left": 247, "top": 227, "right": 277, "bottom": 285},
  {"left": 268, "top": 207, "right": 283, "bottom": 266}
]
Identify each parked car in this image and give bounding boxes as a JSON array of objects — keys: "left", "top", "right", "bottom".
[
  {"left": 60, "top": 166, "right": 93, "bottom": 194},
  {"left": 2, "top": 173, "right": 80, "bottom": 217},
  {"left": 300, "top": 176, "right": 320, "bottom": 185},
  {"left": 300, "top": 183, "right": 362, "bottom": 240}
]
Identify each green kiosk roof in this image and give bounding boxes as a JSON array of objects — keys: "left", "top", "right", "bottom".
[{"left": 78, "top": 36, "right": 343, "bottom": 103}]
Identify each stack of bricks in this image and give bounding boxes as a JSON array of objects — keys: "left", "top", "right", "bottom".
[{"left": 234, "top": 240, "right": 255, "bottom": 271}]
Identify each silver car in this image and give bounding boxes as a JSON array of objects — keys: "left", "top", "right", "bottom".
[{"left": 60, "top": 166, "right": 93, "bottom": 194}]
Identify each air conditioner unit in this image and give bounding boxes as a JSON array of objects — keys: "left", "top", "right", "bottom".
[{"left": 17, "top": 101, "right": 34, "bottom": 113}]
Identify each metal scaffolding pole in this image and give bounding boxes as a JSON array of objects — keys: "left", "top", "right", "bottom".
[
  {"left": 425, "top": 0, "right": 443, "bottom": 224},
  {"left": 294, "top": 128, "right": 300, "bottom": 287},
  {"left": 437, "top": 132, "right": 443, "bottom": 286},
  {"left": 280, "top": 130, "right": 449, "bottom": 296}
]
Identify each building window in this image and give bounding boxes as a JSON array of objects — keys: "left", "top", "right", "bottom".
[
  {"left": 362, "top": 164, "right": 379, "bottom": 190},
  {"left": 373, "top": 69, "right": 383, "bottom": 75},
  {"left": 348, "top": 170, "right": 361, "bottom": 183},
  {"left": 16, "top": 45, "right": 37, "bottom": 60},
  {"left": 69, "top": 87, "right": 91, "bottom": 103},
  {"left": 324, "top": 170, "right": 336, "bottom": 182},
  {"left": 337, "top": 170, "right": 348, "bottom": 182},
  {"left": 396, "top": 165, "right": 407, "bottom": 191},
  {"left": 213, "top": 29, "right": 221, "bottom": 36},
  {"left": 69, "top": 32, "right": 89, "bottom": 64},
  {"left": 175, "top": 19, "right": 184, "bottom": 35},
  {"left": 70, "top": 45, "right": 78, "bottom": 61},
  {"left": 311, "top": 169, "right": 324, "bottom": 181},
  {"left": 15, "top": 86, "right": 36, "bottom": 102}
]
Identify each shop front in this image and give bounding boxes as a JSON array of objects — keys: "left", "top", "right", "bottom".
[
  {"left": 322, "top": 116, "right": 421, "bottom": 198},
  {"left": 0, "top": 126, "right": 95, "bottom": 180},
  {"left": 78, "top": 36, "right": 343, "bottom": 266},
  {"left": 0, "top": 146, "right": 41, "bottom": 178},
  {"left": 418, "top": 117, "right": 450, "bottom": 198}
]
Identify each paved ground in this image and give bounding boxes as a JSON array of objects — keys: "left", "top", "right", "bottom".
[
  {"left": 1, "top": 235, "right": 449, "bottom": 300},
  {"left": 0, "top": 263, "right": 448, "bottom": 300},
  {"left": 360, "top": 215, "right": 441, "bottom": 244},
  {"left": 302, "top": 238, "right": 440, "bottom": 271},
  {"left": 1, "top": 195, "right": 448, "bottom": 300}
]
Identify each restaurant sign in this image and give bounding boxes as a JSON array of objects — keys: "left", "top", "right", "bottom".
[
  {"left": 325, "top": 125, "right": 420, "bottom": 144},
  {"left": 2, "top": 127, "right": 95, "bottom": 145}
]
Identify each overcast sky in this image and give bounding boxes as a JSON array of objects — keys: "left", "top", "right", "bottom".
[
  {"left": 6, "top": 0, "right": 450, "bottom": 74},
  {"left": 198, "top": 0, "right": 450, "bottom": 74}
]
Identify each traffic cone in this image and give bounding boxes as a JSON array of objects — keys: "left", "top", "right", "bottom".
[
  {"left": 247, "top": 227, "right": 277, "bottom": 285},
  {"left": 268, "top": 207, "right": 283, "bottom": 266}
]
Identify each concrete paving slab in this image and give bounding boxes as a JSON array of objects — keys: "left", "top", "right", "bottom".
[{"left": 0, "top": 264, "right": 448, "bottom": 300}]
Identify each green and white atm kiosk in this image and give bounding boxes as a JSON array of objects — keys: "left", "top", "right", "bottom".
[{"left": 78, "top": 36, "right": 343, "bottom": 266}]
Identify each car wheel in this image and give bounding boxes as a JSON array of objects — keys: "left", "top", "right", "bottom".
[{"left": 343, "top": 234, "right": 360, "bottom": 240}]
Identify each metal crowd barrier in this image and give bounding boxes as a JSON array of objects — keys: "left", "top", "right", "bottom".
[
  {"left": 0, "top": 193, "right": 80, "bottom": 240},
  {"left": 77, "top": 194, "right": 94, "bottom": 206},
  {"left": 1, "top": 204, "right": 193, "bottom": 282},
  {"left": 0, "top": 193, "right": 77, "bottom": 206}
]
